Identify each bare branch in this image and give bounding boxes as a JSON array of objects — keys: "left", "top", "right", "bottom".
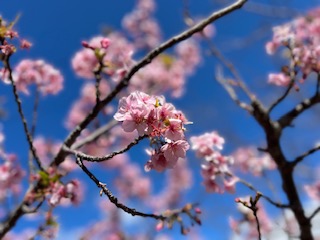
[
  {"left": 75, "top": 156, "right": 166, "bottom": 220},
  {"left": 2, "top": 57, "right": 44, "bottom": 172},
  {"left": 65, "top": 134, "right": 147, "bottom": 162},
  {"left": 268, "top": 46, "right": 297, "bottom": 113},
  {"left": 215, "top": 66, "right": 253, "bottom": 112},
  {"left": 71, "top": 119, "right": 117, "bottom": 150},
  {"left": 278, "top": 94, "right": 320, "bottom": 129},
  {"left": 291, "top": 144, "right": 320, "bottom": 168},
  {"left": 309, "top": 206, "right": 320, "bottom": 220},
  {"left": 226, "top": 172, "right": 289, "bottom": 208},
  {"left": 93, "top": 55, "right": 104, "bottom": 104}
]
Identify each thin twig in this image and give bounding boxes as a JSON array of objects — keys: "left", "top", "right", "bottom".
[
  {"left": 278, "top": 94, "right": 320, "bottom": 128},
  {"left": 2, "top": 57, "right": 44, "bottom": 172},
  {"left": 205, "top": 37, "right": 254, "bottom": 101},
  {"left": 215, "top": 66, "right": 253, "bottom": 112},
  {"left": 71, "top": 119, "right": 117, "bottom": 150},
  {"left": 233, "top": 175, "right": 289, "bottom": 208},
  {"left": 291, "top": 145, "right": 320, "bottom": 168},
  {"left": 268, "top": 46, "right": 297, "bottom": 113},
  {"left": 309, "top": 206, "right": 320, "bottom": 220},
  {"left": 75, "top": 156, "right": 165, "bottom": 220},
  {"left": 28, "top": 89, "right": 40, "bottom": 173},
  {"left": 250, "top": 194, "right": 262, "bottom": 240},
  {"left": 65, "top": 134, "right": 147, "bottom": 162},
  {"left": 93, "top": 57, "right": 104, "bottom": 104}
]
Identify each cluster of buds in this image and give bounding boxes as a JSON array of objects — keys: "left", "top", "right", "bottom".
[
  {"left": 156, "top": 203, "right": 202, "bottom": 235},
  {"left": 266, "top": 8, "right": 320, "bottom": 85},
  {"left": 0, "top": 15, "right": 31, "bottom": 56},
  {"left": 28, "top": 168, "right": 82, "bottom": 207}
]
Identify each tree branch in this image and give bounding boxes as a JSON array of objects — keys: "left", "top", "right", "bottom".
[
  {"left": 71, "top": 119, "right": 117, "bottom": 150},
  {"left": 309, "top": 206, "right": 320, "bottom": 220},
  {"left": 65, "top": 134, "right": 147, "bottom": 162},
  {"left": 278, "top": 94, "right": 320, "bottom": 129},
  {"left": 2, "top": 56, "right": 44, "bottom": 172},
  {"left": 75, "top": 156, "right": 166, "bottom": 220},
  {"left": 291, "top": 144, "right": 320, "bottom": 168}
]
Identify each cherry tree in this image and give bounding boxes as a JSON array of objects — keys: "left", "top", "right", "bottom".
[{"left": 0, "top": 0, "right": 320, "bottom": 239}]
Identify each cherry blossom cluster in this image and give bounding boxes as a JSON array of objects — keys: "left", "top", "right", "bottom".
[
  {"left": 266, "top": 8, "right": 320, "bottom": 85},
  {"left": 72, "top": 34, "right": 200, "bottom": 98},
  {"left": 72, "top": 33, "right": 134, "bottom": 82},
  {"left": 65, "top": 81, "right": 112, "bottom": 129},
  {"left": 122, "top": 0, "right": 161, "bottom": 49},
  {"left": 129, "top": 40, "right": 201, "bottom": 98},
  {"left": 1, "top": 59, "right": 63, "bottom": 95},
  {"left": 0, "top": 149, "right": 25, "bottom": 202},
  {"left": 114, "top": 91, "right": 190, "bottom": 172},
  {"left": 0, "top": 16, "right": 32, "bottom": 56},
  {"left": 230, "top": 196, "right": 273, "bottom": 239},
  {"left": 231, "top": 147, "right": 276, "bottom": 176},
  {"left": 190, "top": 131, "right": 236, "bottom": 193}
]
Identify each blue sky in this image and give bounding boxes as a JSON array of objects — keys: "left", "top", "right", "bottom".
[{"left": 1, "top": 0, "right": 320, "bottom": 239}]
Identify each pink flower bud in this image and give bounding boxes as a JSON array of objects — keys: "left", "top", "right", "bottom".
[
  {"left": 100, "top": 38, "right": 111, "bottom": 49},
  {"left": 81, "top": 41, "right": 91, "bottom": 48},
  {"left": 155, "top": 221, "right": 164, "bottom": 231},
  {"left": 20, "top": 39, "right": 32, "bottom": 49}
]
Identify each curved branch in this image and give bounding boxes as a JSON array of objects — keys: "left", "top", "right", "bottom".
[
  {"left": 65, "top": 134, "right": 147, "bottom": 162},
  {"left": 278, "top": 94, "right": 320, "bottom": 129},
  {"left": 291, "top": 145, "right": 320, "bottom": 168},
  {"left": 75, "top": 156, "right": 165, "bottom": 220},
  {"left": 71, "top": 119, "right": 118, "bottom": 150},
  {"left": 2, "top": 57, "right": 44, "bottom": 172}
]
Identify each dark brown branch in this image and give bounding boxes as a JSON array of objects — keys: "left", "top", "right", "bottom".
[
  {"left": 309, "top": 206, "right": 320, "bottom": 220},
  {"left": 75, "top": 156, "right": 165, "bottom": 220},
  {"left": 71, "top": 119, "right": 117, "bottom": 150},
  {"left": 2, "top": 57, "right": 44, "bottom": 172},
  {"left": 268, "top": 47, "right": 297, "bottom": 113},
  {"left": 93, "top": 55, "right": 104, "bottom": 104},
  {"left": 65, "top": 134, "right": 147, "bottom": 162},
  {"left": 226, "top": 172, "right": 289, "bottom": 208},
  {"left": 28, "top": 89, "right": 40, "bottom": 172},
  {"left": 237, "top": 178, "right": 289, "bottom": 208},
  {"left": 278, "top": 94, "right": 320, "bottom": 129},
  {"left": 250, "top": 194, "right": 262, "bottom": 240},
  {"left": 291, "top": 145, "right": 320, "bottom": 168}
]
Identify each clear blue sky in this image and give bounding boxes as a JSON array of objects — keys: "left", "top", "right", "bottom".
[{"left": 1, "top": 0, "right": 320, "bottom": 239}]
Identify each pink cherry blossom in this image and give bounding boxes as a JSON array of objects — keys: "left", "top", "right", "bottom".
[
  {"left": 190, "top": 131, "right": 234, "bottom": 193},
  {"left": 232, "top": 147, "right": 276, "bottom": 176},
  {"left": 114, "top": 91, "right": 190, "bottom": 171},
  {"left": 7, "top": 59, "right": 64, "bottom": 95},
  {"left": 72, "top": 33, "right": 134, "bottom": 81}
]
